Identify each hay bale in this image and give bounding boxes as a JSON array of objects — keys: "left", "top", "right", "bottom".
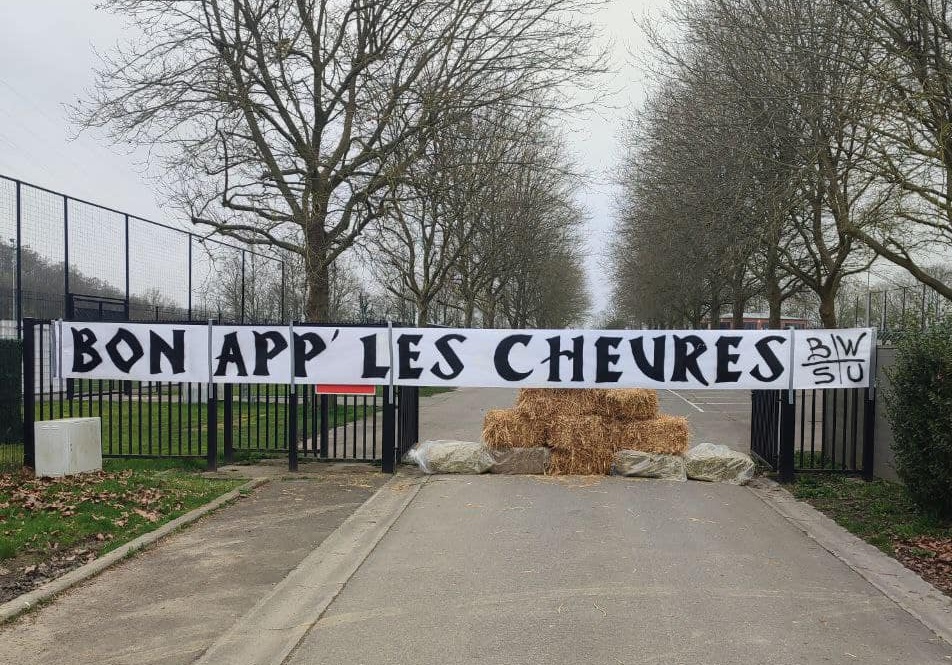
[
  {"left": 612, "top": 450, "right": 687, "bottom": 481},
  {"left": 545, "top": 415, "right": 617, "bottom": 475},
  {"left": 482, "top": 408, "right": 548, "bottom": 449},
  {"left": 611, "top": 415, "right": 690, "bottom": 455},
  {"left": 603, "top": 389, "right": 659, "bottom": 421},
  {"left": 516, "top": 388, "right": 658, "bottom": 420},
  {"left": 684, "top": 443, "right": 755, "bottom": 485},
  {"left": 406, "top": 440, "right": 494, "bottom": 474},
  {"left": 489, "top": 447, "right": 551, "bottom": 474}
]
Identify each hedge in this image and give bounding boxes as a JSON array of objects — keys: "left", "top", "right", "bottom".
[{"left": 884, "top": 319, "right": 952, "bottom": 518}]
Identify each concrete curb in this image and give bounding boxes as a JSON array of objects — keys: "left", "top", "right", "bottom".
[
  {"left": 748, "top": 477, "right": 952, "bottom": 646},
  {"left": 0, "top": 477, "right": 267, "bottom": 624},
  {"left": 194, "top": 472, "right": 427, "bottom": 665}
]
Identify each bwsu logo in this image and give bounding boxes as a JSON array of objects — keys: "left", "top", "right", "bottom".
[{"left": 800, "top": 331, "right": 869, "bottom": 385}]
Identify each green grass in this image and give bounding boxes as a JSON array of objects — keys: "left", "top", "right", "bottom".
[
  {"left": 0, "top": 466, "right": 244, "bottom": 562},
  {"left": 791, "top": 474, "right": 951, "bottom": 554},
  {"left": 4, "top": 383, "right": 442, "bottom": 463},
  {"left": 418, "top": 387, "right": 455, "bottom": 398}
]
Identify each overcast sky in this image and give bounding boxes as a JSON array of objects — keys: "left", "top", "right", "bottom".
[{"left": 0, "top": 1, "right": 671, "bottom": 316}]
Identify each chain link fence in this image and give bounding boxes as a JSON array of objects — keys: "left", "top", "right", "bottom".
[{"left": 0, "top": 174, "right": 290, "bottom": 337}]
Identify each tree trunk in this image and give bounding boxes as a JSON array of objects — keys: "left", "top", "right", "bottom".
[
  {"left": 416, "top": 300, "right": 430, "bottom": 327},
  {"left": 304, "top": 203, "right": 331, "bottom": 322},
  {"left": 305, "top": 260, "right": 330, "bottom": 322},
  {"left": 731, "top": 297, "right": 745, "bottom": 330},
  {"left": 483, "top": 302, "right": 496, "bottom": 328},
  {"left": 730, "top": 266, "right": 747, "bottom": 330},
  {"left": 709, "top": 294, "right": 722, "bottom": 330},
  {"left": 818, "top": 288, "right": 838, "bottom": 328},
  {"left": 463, "top": 299, "right": 476, "bottom": 327},
  {"left": 767, "top": 277, "right": 783, "bottom": 329}
]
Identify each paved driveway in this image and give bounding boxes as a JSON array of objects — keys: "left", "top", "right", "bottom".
[{"left": 286, "top": 474, "right": 951, "bottom": 665}]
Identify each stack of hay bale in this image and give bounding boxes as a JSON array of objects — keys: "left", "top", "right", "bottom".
[{"left": 482, "top": 388, "right": 690, "bottom": 475}]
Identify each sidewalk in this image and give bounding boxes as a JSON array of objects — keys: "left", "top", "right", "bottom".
[{"left": 0, "top": 467, "right": 388, "bottom": 665}]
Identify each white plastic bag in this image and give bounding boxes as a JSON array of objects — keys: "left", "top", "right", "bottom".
[
  {"left": 683, "top": 443, "right": 755, "bottom": 485},
  {"left": 612, "top": 450, "right": 687, "bottom": 481},
  {"left": 406, "top": 440, "right": 494, "bottom": 474}
]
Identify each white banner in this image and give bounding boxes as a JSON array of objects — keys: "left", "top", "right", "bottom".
[{"left": 57, "top": 322, "right": 874, "bottom": 390}]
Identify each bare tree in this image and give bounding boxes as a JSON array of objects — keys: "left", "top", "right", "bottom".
[
  {"left": 832, "top": 0, "right": 952, "bottom": 301},
  {"left": 620, "top": 0, "right": 882, "bottom": 328},
  {"left": 77, "top": 0, "right": 607, "bottom": 321},
  {"left": 366, "top": 108, "right": 527, "bottom": 326}
]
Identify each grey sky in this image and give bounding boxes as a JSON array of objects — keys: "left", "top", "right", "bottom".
[{"left": 0, "top": 0, "right": 671, "bottom": 315}]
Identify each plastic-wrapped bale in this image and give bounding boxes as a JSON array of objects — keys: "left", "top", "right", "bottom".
[
  {"left": 611, "top": 415, "right": 691, "bottom": 455},
  {"left": 612, "top": 450, "right": 687, "bottom": 481},
  {"left": 489, "top": 447, "right": 551, "bottom": 474},
  {"left": 516, "top": 388, "right": 659, "bottom": 421},
  {"left": 406, "top": 440, "right": 494, "bottom": 474},
  {"left": 546, "top": 415, "right": 617, "bottom": 475},
  {"left": 482, "top": 408, "right": 548, "bottom": 449},
  {"left": 683, "top": 443, "right": 756, "bottom": 485}
]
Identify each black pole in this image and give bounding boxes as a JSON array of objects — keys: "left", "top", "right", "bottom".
[
  {"left": 280, "top": 261, "right": 286, "bottom": 322},
  {"left": 22, "top": 318, "right": 35, "bottom": 468},
  {"left": 15, "top": 181, "right": 22, "bottom": 338},
  {"left": 319, "top": 394, "right": 329, "bottom": 458},
  {"left": 187, "top": 235, "right": 193, "bottom": 320},
  {"left": 288, "top": 389, "right": 299, "bottom": 472},
  {"left": 862, "top": 390, "right": 876, "bottom": 481},
  {"left": 240, "top": 250, "right": 246, "bottom": 323},
  {"left": 778, "top": 390, "right": 796, "bottom": 483},
  {"left": 223, "top": 383, "right": 234, "bottom": 464},
  {"left": 63, "top": 196, "right": 69, "bottom": 318},
  {"left": 381, "top": 386, "right": 396, "bottom": 473},
  {"left": 411, "top": 386, "right": 420, "bottom": 448},
  {"left": 124, "top": 214, "right": 130, "bottom": 315},
  {"left": 207, "top": 383, "right": 218, "bottom": 471}
]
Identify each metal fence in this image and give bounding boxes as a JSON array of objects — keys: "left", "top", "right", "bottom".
[
  {"left": 839, "top": 284, "right": 950, "bottom": 333},
  {"left": 0, "top": 338, "right": 22, "bottom": 470},
  {"left": 750, "top": 387, "right": 875, "bottom": 480},
  {"left": 0, "top": 175, "right": 292, "bottom": 338},
  {"left": 20, "top": 319, "right": 419, "bottom": 473}
]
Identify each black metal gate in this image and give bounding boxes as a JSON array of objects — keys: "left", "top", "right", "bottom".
[
  {"left": 21, "top": 319, "right": 419, "bottom": 473},
  {"left": 750, "top": 387, "right": 876, "bottom": 481}
]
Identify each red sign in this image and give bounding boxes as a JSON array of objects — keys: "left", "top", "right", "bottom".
[{"left": 314, "top": 384, "right": 377, "bottom": 396}]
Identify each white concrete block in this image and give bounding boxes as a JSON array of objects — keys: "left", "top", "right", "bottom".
[{"left": 34, "top": 418, "right": 103, "bottom": 477}]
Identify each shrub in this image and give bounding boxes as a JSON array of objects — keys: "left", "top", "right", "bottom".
[
  {"left": 0, "top": 339, "right": 22, "bottom": 443},
  {"left": 884, "top": 319, "right": 952, "bottom": 518}
]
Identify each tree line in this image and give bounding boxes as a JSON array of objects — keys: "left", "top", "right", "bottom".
[
  {"left": 611, "top": 0, "right": 952, "bottom": 329},
  {"left": 77, "top": 0, "right": 604, "bottom": 328}
]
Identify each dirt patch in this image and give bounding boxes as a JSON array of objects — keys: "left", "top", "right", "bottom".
[
  {"left": 0, "top": 538, "right": 107, "bottom": 604},
  {"left": 893, "top": 536, "right": 952, "bottom": 597}
]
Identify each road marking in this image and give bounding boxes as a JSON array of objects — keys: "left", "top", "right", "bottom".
[
  {"left": 664, "top": 389, "right": 705, "bottom": 413},
  {"left": 693, "top": 402, "right": 749, "bottom": 406}
]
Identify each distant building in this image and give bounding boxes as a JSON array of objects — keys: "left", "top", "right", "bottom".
[{"left": 709, "top": 313, "right": 813, "bottom": 330}]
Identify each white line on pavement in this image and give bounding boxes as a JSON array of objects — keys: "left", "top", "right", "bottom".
[{"left": 664, "top": 389, "right": 705, "bottom": 413}]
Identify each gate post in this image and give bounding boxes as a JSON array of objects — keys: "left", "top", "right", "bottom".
[
  {"left": 22, "top": 318, "right": 36, "bottom": 468},
  {"left": 223, "top": 384, "right": 234, "bottom": 464},
  {"left": 207, "top": 383, "right": 218, "bottom": 471},
  {"left": 381, "top": 386, "right": 396, "bottom": 474},
  {"left": 862, "top": 331, "right": 878, "bottom": 481},
  {"left": 862, "top": 391, "right": 876, "bottom": 481},
  {"left": 778, "top": 390, "right": 796, "bottom": 483},
  {"left": 288, "top": 388, "right": 299, "bottom": 472},
  {"left": 319, "top": 395, "right": 329, "bottom": 458}
]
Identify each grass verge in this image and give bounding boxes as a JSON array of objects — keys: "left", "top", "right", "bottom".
[
  {"left": 0, "top": 460, "right": 244, "bottom": 603},
  {"left": 792, "top": 474, "right": 952, "bottom": 596}
]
